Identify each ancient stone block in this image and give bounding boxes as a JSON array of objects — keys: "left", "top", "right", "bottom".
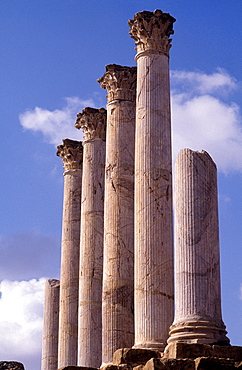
[
  {"left": 194, "top": 357, "right": 234, "bottom": 369},
  {"left": 0, "top": 362, "right": 25, "bottom": 370},
  {"left": 164, "top": 343, "right": 242, "bottom": 362},
  {"left": 113, "top": 348, "right": 160, "bottom": 366}
]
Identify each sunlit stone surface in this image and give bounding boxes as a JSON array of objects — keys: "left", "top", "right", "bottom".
[
  {"left": 75, "top": 107, "right": 107, "bottom": 368},
  {"left": 129, "top": 10, "right": 175, "bottom": 350},
  {"left": 98, "top": 64, "right": 136, "bottom": 364},
  {"left": 57, "top": 139, "right": 83, "bottom": 368},
  {"left": 166, "top": 148, "right": 229, "bottom": 348}
]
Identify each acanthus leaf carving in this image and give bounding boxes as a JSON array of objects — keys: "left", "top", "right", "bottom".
[
  {"left": 128, "top": 9, "right": 176, "bottom": 54},
  {"left": 97, "top": 64, "right": 137, "bottom": 103},
  {"left": 75, "top": 107, "right": 107, "bottom": 141},
  {"left": 56, "top": 138, "right": 83, "bottom": 171}
]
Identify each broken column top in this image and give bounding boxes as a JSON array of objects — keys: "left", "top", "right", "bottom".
[
  {"left": 128, "top": 9, "right": 176, "bottom": 54},
  {"left": 56, "top": 139, "right": 83, "bottom": 172},
  {"left": 75, "top": 107, "right": 107, "bottom": 141},
  {"left": 97, "top": 64, "right": 137, "bottom": 103}
]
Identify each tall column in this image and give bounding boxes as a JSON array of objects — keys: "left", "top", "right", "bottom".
[
  {"left": 98, "top": 64, "right": 136, "bottom": 364},
  {"left": 128, "top": 10, "right": 176, "bottom": 350},
  {"left": 41, "top": 279, "right": 60, "bottom": 370},
  {"left": 57, "top": 139, "right": 83, "bottom": 368},
  {"left": 75, "top": 107, "right": 107, "bottom": 368},
  {"left": 167, "top": 148, "right": 229, "bottom": 346}
]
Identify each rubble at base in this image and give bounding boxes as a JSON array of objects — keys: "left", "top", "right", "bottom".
[
  {"left": 59, "top": 344, "right": 242, "bottom": 370},
  {"left": 0, "top": 362, "right": 25, "bottom": 370}
]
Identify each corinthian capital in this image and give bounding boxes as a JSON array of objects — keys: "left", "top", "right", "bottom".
[
  {"left": 98, "top": 64, "right": 137, "bottom": 103},
  {"left": 128, "top": 9, "right": 176, "bottom": 55},
  {"left": 75, "top": 107, "right": 107, "bottom": 141},
  {"left": 57, "top": 139, "right": 83, "bottom": 171}
]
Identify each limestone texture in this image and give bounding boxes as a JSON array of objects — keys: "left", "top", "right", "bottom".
[
  {"left": 129, "top": 10, "right": 175, "bottom": 350},
  {"left": 98, "top": 64, "right": 136, "bottom": 364},
  {"left": 57, "top": 139, "right": 83, "bottom": 368},
  {"left": 167, "top": 149, "right": 229, "bottom": 347},
  {"left": 41, "top": 279, "right": 60, "bottom": 370},
  {"left": 75, "top": 107, "right": 107, "bottom": 368},
  {"left": 0, "top": 363, "right": 25, "bottom": 370}
]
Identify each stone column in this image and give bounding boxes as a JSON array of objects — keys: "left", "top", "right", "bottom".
[
  {"left": 128, "top": 10, "right": 176, "bottom": 350},
  {"left": 98, "top": 64, "right": 136, "bottom": 364},
  {"left": 167, "top": 148, "right": 229, "bottom": 347},
  {"left": 75, "top": 107, "right": 107, "bottom": 368},
  {"left": 41, "top": 279, "right": 60, "bottom": 370},
  {"left": 57, "top": 139, "right": 83, "bottom": 368}
]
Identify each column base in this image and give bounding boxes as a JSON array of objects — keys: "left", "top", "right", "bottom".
[
  {"left": 167, "top": 320, "right": 230, "bottom": 347},
  {"left": 133, "top": 342, "right": 166, "bottom": 351}
]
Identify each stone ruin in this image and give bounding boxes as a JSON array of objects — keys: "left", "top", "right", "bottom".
[{"left": 41, "top": 9, "right": 242, "bottom": 370}]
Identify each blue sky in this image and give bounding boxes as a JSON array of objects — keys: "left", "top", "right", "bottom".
[{"left": 0, "top": 1, "right": 242, "bottom": 369}]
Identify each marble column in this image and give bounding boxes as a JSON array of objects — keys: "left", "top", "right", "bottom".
[
  {"left": 57, "top": 139, "right": 83, "bottom": 368},
  {"left": 75, "top": 107, "right": 107, "bottom": 368},
  {"left": 41, "top": 279, "right": 60, "bottom": 370},
  {"left": 98, "top": 64, "right": 136, "bottom": 364},
  {"left": 128, "top": 10, "right": 176, "bottom": 350},
  {"left": 167, "top": 148, "right": 229, "bottom": 346}
]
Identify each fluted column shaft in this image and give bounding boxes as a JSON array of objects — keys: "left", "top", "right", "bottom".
[
  {"left": 167, "top": 148, "right": 229, "bottom": 346},
  {"left": 75, "top": 107, "right": 106, "bottom": 368},
  {"left": 129, "top": 10, "right": 175, "bottom": 350},
  {"left": 57, "top": 139, "right": 83, "bottom": 368},
  {"left": 41, "top": 279, "right": 60, "bottom": 370},
  {"left": 98, "top": 64, "right": 136, "bottom": 364}
]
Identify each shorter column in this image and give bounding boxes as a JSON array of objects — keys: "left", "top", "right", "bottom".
[
  {"left": 167, "top": 148, "right": 229, "bottom": 347},
  {"left": 57, "top": 139, "right": 83, "bottom": 368},
  {"left": 75, "top": 107, "right": 106, "bottom": 368},
  {"left": 41, "top": 279, "right": 60, "bottom": 370}
]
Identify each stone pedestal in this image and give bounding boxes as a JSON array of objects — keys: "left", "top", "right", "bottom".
[
  {"left": 167, "top": 149, "right": 229, "bottom": 347},
  {"left": 41, "top": 279, "right": 60, "bottom": 370},
  {"left": 98, "top": 64, "right": 136, "bottom": 364},
  {"left": 57, "top": 139, "right": 83, "bottom": 368},
  {"left": 128, "top": 10, "right": 175, "bottom": 350},
  {"left": 75, "top": 107, "right": 107, "bottom": 368}
]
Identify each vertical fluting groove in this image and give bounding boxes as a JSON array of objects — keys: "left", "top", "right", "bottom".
[
  {"left": 167, "top": 148, "right": 229, "bottom": 346},
  {"left": 57, "top": 140, "right": 83, "bottom": 368},
  {"left": 78, "top": 140, "right": 105, "bottom": 367},
  {"left": 134, "top": 54, "right": 173, "bottom": 349},
  {"left": 98, "top": 64, "right": 136, "bottom": 364},
  {"left": 41, "top": 279, "right": 60, "bottom": 370},
  {"left": 102, "top": 99, "right": 135, "bottom": 363},
  {"left": 75, "top": 107, "right": 106, "bottom": 368}
]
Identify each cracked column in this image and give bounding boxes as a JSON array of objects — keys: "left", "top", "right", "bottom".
[
  {"left": 75, "top": 107, "right": 107, "bottom": 368},
  {"left": 129, "top": 10, "right": 175, "bottom": 350},
  {"left": 98, "top": 64, "right": 136, "bottom": 364},
  {"left": 41, "top": 279, "right": 60, "bottom": 370},
  {"left": 57, "top": 139, "right": 83, "bottom": 368},
  {"left": 166, "top": 149, "right": 229, "bottom": 348}
]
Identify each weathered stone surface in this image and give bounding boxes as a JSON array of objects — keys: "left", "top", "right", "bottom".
[
  {"left": 113, "top": 348, "right": 160, "bottom": 366},
  {"left": 57, "top": 139, "right": 83, "bottom": 368},
  {"left": 76, "top": 107, "right": 106, "bottom": 368},
  {"left": 58, "top": 367, "right": 98, "bottom": 370},
  {"left": 167, "top": 149, "right": 229, "bottom": 346},
  {"left": 0, "top": 362, "right": 24, "bottom": 370},
  {"left": 195, "top": 357, "right": 234, "bottom": 369},
  {"left": 143, "top": 358, "right": 195, "bottom": 370},
  {"left": 98, "top": 65, "right": 136, "bottom": 364},
  {"left": 129, "top": 9, "right": 174, "bottom": 350},
  {"left": 41, "top": 279, "right": 60, "bottom": 370},
  {"left": 128, "top": 10, "right": 175, "bottom": 54},
  {"left": 164, "top": 343, "right": 242, "bottom": 362}
]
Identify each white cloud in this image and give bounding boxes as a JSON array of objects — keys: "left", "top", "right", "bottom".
[
  {"left": 0, "top": 278, "right": 46, "bottom": 370},
  {"left": 171, "top": 69, "right": 242, "bottom": 173},
  {"left": 19, "top": 97, "right": 95, "bottom": 146}
]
